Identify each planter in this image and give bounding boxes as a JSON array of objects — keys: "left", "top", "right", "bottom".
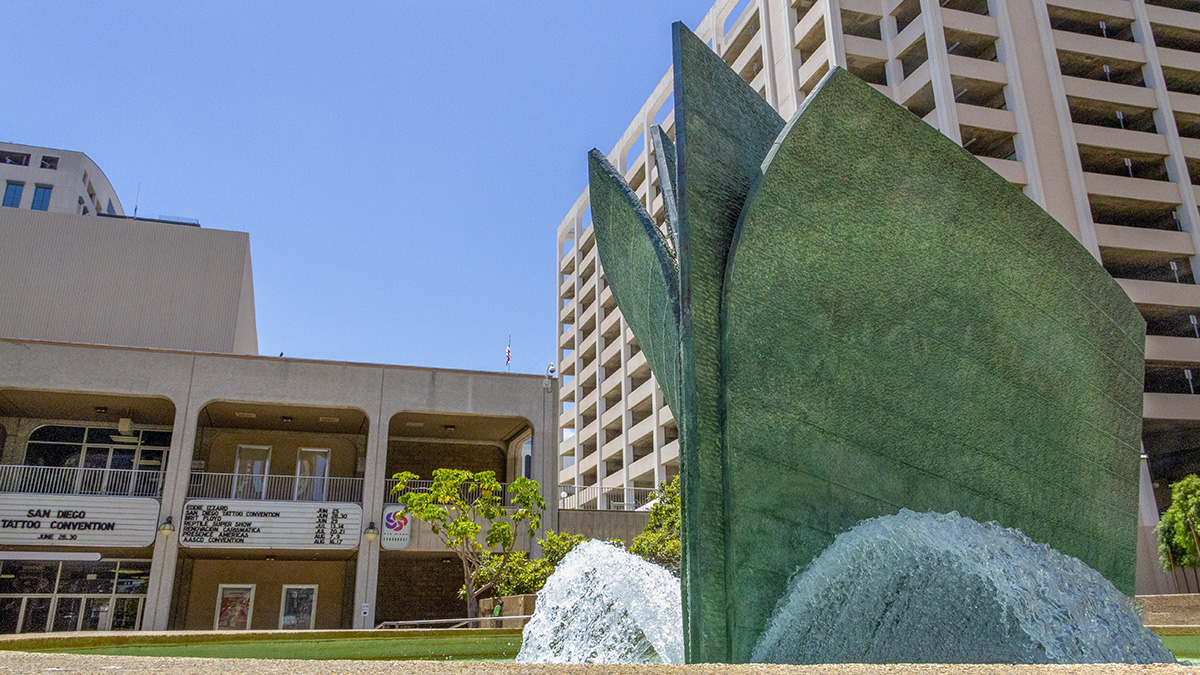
[{"left": 477, "top": 594, "right": 537, "bottom": 629}]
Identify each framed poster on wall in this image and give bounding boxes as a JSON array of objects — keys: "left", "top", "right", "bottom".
[
  {"left": 279, "top": 585, "right": 318, "bottom": 630},
  {"left": 214, "top": 584, "right": 255, "bottom": 630}
]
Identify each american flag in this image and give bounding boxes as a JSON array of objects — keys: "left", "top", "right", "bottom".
[{"left": 506, "top": 339, "right": 511, "bottom": 368}]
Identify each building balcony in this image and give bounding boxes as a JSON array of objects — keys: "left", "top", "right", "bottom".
[
  {"left": 1146, "top": 4, "right": 1200, "bottom": 34},
  {"left": 1117, "top": 277, "right": 1200, "bottom": 310},
  {"left": 1053, "top": 29, "right": 1147, "bottom": 65},
  {"left": 941, "top": 6, "right": 999, "bottom": 37},
  {"left": 0, "top": 465, "right": 164, "bottom": 498},
  {"left": 557, "top": 484, "right": 656, "bottom": 511},
  {"left": 1147, "top": 334, "right": 1200, "bottom": 364},
  {"left": 1084, "top": 172, "right": 1183, "bottom": 204},
  {"left": 1095, "top": 223, "right": 1195, "bottom": 256},
  {"left": 977, "top": 157, "right": 1028, "bottom": 186},
  {"left": 1146, "top": 391, "right": 1200, "bottom": 421},
  {"left": 1073, "top": 124, "right": 1170, "bottom": 156},
  {"left": 1062, "top": 76, "right": 1157, "bottom": 109},
  {"left": 186, "top": 472, "right": 363, "bottom": 503}
]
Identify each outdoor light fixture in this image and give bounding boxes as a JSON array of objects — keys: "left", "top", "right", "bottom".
[
  {"left": 281, "top": 415, "right": 293, "bottom": 423},
  {"left": 364, "top": 522, "right": 379, "bottom": 541},
  {"left": 158, "top": 517, "right": 175, "bottom": 536},
  {"left": 94, "top": 406, "right": 108, "bottom": 415}
]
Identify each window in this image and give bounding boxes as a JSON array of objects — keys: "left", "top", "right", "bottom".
[
  {"left": 233, "top": 445, "right": 271, "bottom": 499},
  {"left": 3, "top": 183, "right": 22, "bottom": 208},
  {"left": 294, "top": 448, "right": 330, "bottom": 501},
  {"left": 0, "top": 151, "right": 29, "bottom": 166},
  {"left": 39, "top": 156, "right": 58, "bottom": 170},
  {"left": 30, "top": 185, "right": 52, "bottom": 211},
  {"left": 22, "top": 425, "right": 171, "bottom": 496},
  {"left": 106, "top": 198, "right": 115, "bottom": 215}
]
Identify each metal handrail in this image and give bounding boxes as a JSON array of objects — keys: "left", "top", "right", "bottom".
[
  {"left": 186, "top": 472, "right": 363, "bottom": 503},
  {"left": 383, "top": 478, "right": 521, "bottom": 506},
  {"left": 376, "top": 614, "right": 534, "bottom": 629},
  {"left": 0, "top": 465, "right": 164, "bottom": 497},
  {"left": 557, "top": 484, "right": 656, "bottom": 511}
]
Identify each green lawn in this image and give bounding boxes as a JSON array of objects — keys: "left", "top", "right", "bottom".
[
  {"left": 1, "top": 629, "right": 524, "bottom": 661},
  {"left": 1161, "top": 635, "right": 1200, "bottom": 665}
]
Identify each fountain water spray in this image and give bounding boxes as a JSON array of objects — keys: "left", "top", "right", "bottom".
[
  {"left": 519, "top": 513, "right": 1173, "bottom": 665},
  {"left": 516, "top": 540, "right": 683, "bottom": 664},
  {"left": 754, "top": 510, "right": 1173, "bottom": 664}
]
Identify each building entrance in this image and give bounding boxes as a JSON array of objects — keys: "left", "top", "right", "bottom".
[{"left": 0, "top": 559, "right": 150, "bottom": 633}]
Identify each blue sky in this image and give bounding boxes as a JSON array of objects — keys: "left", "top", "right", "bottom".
[{"left": 7, "top": 2, "right": 720, "bottom": 374}]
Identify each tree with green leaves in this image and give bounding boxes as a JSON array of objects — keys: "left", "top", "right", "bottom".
[
  {"left": 467, "top": 531, "right": 588, "bottom": 599},
  {"left": 1158, "top": 474, "right": 1200, "bottom": 572},
  {"left": 631, "top": 476, "right": 681, "bottom": 575},
  {"left": 390, "top": 468, "right": 545, "bottom": 619}
]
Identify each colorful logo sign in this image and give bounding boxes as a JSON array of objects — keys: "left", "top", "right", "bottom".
[{"left": 380, "top": 504, "right": 412, "bottom": 551}]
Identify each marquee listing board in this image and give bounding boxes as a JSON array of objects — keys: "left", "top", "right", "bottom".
[{"left": 181, "top": 500, "right": 362, "bottom": 549}]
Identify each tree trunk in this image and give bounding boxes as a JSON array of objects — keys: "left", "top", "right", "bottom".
[
  {"left": 463, "top": 557, "right": 479, "bottom": 626},
  {"left": 466, "top": 587, "right": 480, "bottom": 619}
]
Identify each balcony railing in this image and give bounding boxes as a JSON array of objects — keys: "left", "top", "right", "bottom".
[
  {"left": 383, "top": 478, "right": 523, "bottom": 507},
  {"left": 558, "top": 484, "right": 656, "bottom": 511},
  {"left": 187, "top": 472, "right": 363, "bottom": 503},
  {"left": 0, "top": 465, "right": 165, "bottom": 498}
]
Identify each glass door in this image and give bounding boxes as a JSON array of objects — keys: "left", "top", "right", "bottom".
[
  {"left": 81, "top": 597, "right": 112, "bottom": 631},
  {"left": 51, "top": 597, "right": 81, "bottom": 631},
  {"left": 20, "top": 598, "right": 50, "bottom": 633},
  {"left": 278, "top": 585, "right": 318, "bottom": 630},
  {"left": 294, "top": 449, "right": 330, "bottom": 501},
  {"left": 233, "top": 446, "right": 270, "bottom": 499},
  {"left": 78, "top": 448, "right": 109, "bottom": 494},
  {"left": 214, "top": 585, "right": 255, "bottom": 630},
  {"left": 110, "top": 597, "right": 143, "bottom": 631},
  {"left": 107, "top": 448, "right": 136, "bottom": 495}
]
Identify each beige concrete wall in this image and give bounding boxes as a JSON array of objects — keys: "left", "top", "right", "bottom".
[
  {"left": 385, "top": 440, "right": 507, "bottom": 481},
  {"left": 0, "top": 210, "right": 256, "bottom": 354},
  {"left": 1138, "top": 593, "right": 1200, "bottom": 626},
  {"left": 557, "top": 509, "right": 650, "bottom": 546},
  {"left": 181, "top": 559, "right": 348, "bottom": 630},
  {"left": 196, "top": 429, "right": 360, "bottom": 479}
]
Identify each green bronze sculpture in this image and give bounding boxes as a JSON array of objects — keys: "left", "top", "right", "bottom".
[{"left": 588, "top": 22, "right": 1146, "bottom": 663}]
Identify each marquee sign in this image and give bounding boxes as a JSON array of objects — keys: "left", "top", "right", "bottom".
[
  {"left": 379, "top": 504, "right": 412, "bottom": 551},
  {"left": 0, "top": 494, "right": 159, "bottom": 547},
  {"left": 180, "top": 500, "right": 362, "bottom": 549}
]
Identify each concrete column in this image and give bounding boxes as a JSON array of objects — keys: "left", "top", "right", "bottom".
[
  {"left": 143, "top": 374, "right": 198, "bottom": 630},
  {"left": 881, "top": 2, "right": 905, "bottom": 90},
  {"left": 352, "top": 386, "right": 387, "bottom": 629},
  {"left": 1129, "top": 0, "right": 1200, "bottom": 273},
  {"left": 1026, "top": 0, "right": 1102, "bottom": 259},
  {"left": 988, "top": 0, "right": 1049, "bottom": 207},
  {"left": 824, "top": 0, "right": 848, "bottom": 68},
  {"left": 652, "top": 386, "right": 664, "bottom": 486},
  {"left": 756, "top": 0, "right": 780, "bottom": 110},
  {"left": 767, "top": 0, "right": 802, "bottom": 118},
  {"left": 917, "top": 0, "right": 963, "bottom": 144}
]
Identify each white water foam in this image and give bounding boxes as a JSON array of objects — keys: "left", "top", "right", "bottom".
[
  {"left": 753, "top": 510, "right": 1174, "bottom": 664},
  {"left": 515, "top": 540, "right": 683, "bottom": 664}
]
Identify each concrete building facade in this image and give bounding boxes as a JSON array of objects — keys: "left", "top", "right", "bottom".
[
  {"left": 555, "top": 0, "right": 1200, "bottom": 537},
  {"left": 0, "top": 209, "right": 257, "bottom": 355},
  {"left": 1, "top": 142, "right": 123, "bottom": 217},
  {"left": 0, "top": 337, "right": 557, "bottom": 633},
  {"left": 0, "top": 144, "right": 642, "bottom": 635}
]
